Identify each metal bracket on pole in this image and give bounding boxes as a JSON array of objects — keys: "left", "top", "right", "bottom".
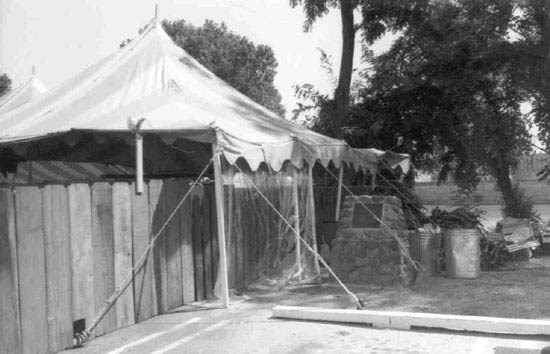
[{"left": 129, "top": 117, "right": 146, "bottom": 195}]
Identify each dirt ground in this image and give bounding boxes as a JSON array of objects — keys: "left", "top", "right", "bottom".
[{"left": 245, "top": 255, "right": 550, "bottom": 320}]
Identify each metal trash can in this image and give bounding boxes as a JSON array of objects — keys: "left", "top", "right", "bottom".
[
  {"left": 444, "top": 228, "right": 480, "bottom": 279},
  {"left": 410, "top": 231, "right": 440, "bottom": 276}
]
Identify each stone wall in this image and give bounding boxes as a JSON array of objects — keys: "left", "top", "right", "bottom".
[{"left": 330, "top": 195, "right": 412, "bottom": 285}]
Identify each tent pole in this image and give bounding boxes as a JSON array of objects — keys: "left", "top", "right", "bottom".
[
  {"left": 135, "top": 132, "right": 144, "bottom": 195},
  {"left": 335, "top": 165, "right": 344, "bottom": 221},
  {"left": 292, "top": 166, "right": 302, "bottom": 281},
  {"left": 307, "top": 165, "right": 321, "bottom": 276},
  {"left": 370, "top": 170, "right": 377, "bottom": 191},
  {"left": 212, "top": 141, "right": 230, "bottom": 308}
]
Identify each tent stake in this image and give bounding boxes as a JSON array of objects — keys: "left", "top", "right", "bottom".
[
  {"left": 212, "top": 141, "right": 230, "bottom": 308},
  {"left": 335, "top": 165, "right": 343, "bottom": 221}
]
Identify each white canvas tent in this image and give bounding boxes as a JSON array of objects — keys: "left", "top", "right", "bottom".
[
  {"left": 0, "top": 75, "right": 136, "bottom": 184},
  {"left": 0, "top": 74, "right": 47, "bottom": 115},
  {"left": 0, "top": 17, "right": 373, "bottom": 173},
  {"left": 0, "top": 16, "right": 409, "bottom": 315}
]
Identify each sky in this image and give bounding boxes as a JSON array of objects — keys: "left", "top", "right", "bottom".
[{"left": 0, "top": 0, "right": 394, "bottom": 118}]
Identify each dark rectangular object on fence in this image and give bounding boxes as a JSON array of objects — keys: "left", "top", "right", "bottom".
[
  {"left": 0, "top": 188, "right": 21, "bottom": 354},
  {"left": 16, "top": 186, "right": 49, "bottom": 354}
]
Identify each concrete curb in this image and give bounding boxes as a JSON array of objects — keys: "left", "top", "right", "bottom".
[{"left": 272, "top": 306, "right": 550, "bottom": 336}]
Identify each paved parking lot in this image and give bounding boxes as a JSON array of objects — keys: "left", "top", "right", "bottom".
[{"left": 60, "top": 295, "right": 550, "bottom": 354}]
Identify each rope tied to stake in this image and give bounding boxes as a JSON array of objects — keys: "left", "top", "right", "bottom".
[
  {"left": 231, "top": 160, "right": 366, "bottom": 309},
  {"left": 73, "top": 156, "right": 215, "bottom": 348}
]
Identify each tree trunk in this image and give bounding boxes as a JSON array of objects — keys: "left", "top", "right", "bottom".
[
  {"left": 495, "top": 162, "right": 514, "bottom": 210},
  {"left": 333, "top": 0, "right": 355, "bottom": 139},
  {"left": 541, "top": 0, "right": 550, "bottom": 109}
]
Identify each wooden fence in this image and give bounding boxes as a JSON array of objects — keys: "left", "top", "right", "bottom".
[
  {"left": 0, "top": 179, "right": 218, "bottom": 354},
  {"left": 0, "top": 180, "right": 372, "bottom": 354}
]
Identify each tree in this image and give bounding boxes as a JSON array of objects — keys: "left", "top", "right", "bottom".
[
  {"left": 503, "top": 0, "right": 550, "bottom": 180},
  {"left": 0, "top": 73, "right": 11, "bottom": 98},
  {"left": 289, "top": 0, "right": 426, "bottom": 138},
  {"left": 353, "top": 0, "right": 533, "bottom": 216},
  {"left": 162, "top": 20, "right": 286, "bottom": 116}
]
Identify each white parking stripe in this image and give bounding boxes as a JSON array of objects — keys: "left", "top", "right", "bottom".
[
  {"left": 104, "top": 317, "right": 201, "bottom": 354},
  {"left": 470, "top": 338, "right": 490, "bottom": 354},
  {"left": 150, "top": 320, "right": 230, "bottom": 354},
  {"left": 516, "top": 340, "right": 550, "bottom": 350}
]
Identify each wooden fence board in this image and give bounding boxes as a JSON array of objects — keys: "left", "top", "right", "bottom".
[
  {"left": 163, "top": 179, "right": 184, "bottom": 309},
  {"left": 16, "top": 186, "right": 48, "bottom": 354},
  {"left": 112, "top": 182, "right": 135, "bottom": 328},
  {"left": 192, "top": 196, "right": 205, "bottom": 301},
  {"left": 202, "top": 190, "right": 213, "bottom": 299},
  {"left": 149, "top": 179, "right": 167, "bottom": 313},
  {"left": 43, "top": 185, "right": 73, "bottom": 352},
  {"left": 235, "top": 190, "right": 245, "bottom": 290},
  {"left": 0, "top": 188, "right": 21, "bottom": 354},
  {"left": 225, "top": 186, "right": 236, "bottom": 289},
  {"left": 178, "top": 180, "right": 195, "bottom": 305},
  {"left": 132, "top": 182, "right": 157, "bottom": 322},
  {"left": 68, "top": 183, "right": 95, "bottom": 336},
  {"left": 210, "top": 185, "right": 219, "bottom": 294},
  {"left": 90, "top": 183, "right": 116, "bottom": 336},
  {"left": 243, "top": 192, "right": 254, "bottom": 286}
]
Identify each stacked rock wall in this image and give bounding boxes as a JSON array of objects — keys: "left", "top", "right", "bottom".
[{"left": 330, "top": 195, "right": 411, "bottom": 285}]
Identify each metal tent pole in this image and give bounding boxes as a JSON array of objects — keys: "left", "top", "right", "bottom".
[
  {"left": 307, "top": 165, "right": 321, "bottom": 276},
  {"left": 370, "top": 169, "right": 377, "bottom": 191},
  {"left": 135, "top": 132, "right": 144, "bottom": 195},
  {"left": 292, "top": 166, "right": 302, "bottom": 280},
  {"left": 335, "top": 165, "right": 344, "bottom": 221},
  {"left": 212, "top": 141, "right": 230, "bottom": 308}
]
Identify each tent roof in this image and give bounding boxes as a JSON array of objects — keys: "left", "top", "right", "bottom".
[
  {"left": 0, "top": 18, "right": 407, "bottom": 173},
  {"left": 0, "top": 75, "right": 48, "bottom": 115}
]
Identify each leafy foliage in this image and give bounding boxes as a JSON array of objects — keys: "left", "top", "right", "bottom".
[
  {"left": 162, "top": 20, "right": 285, "bottom": 116},
  {"left": 501, "top": 183, "right": 539, "bottom": 220},
  {"left": 0, "top": 73, "right": 11, "bottom": 98},
  {"left": 373, "top": 175, "right": 428, "bottom": 229},
  {"left": 290, "top": 0, "right": 428, "bottom": 138},
  {"left": 430, "top": 207, "right": 483, "bottom": 230}
]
